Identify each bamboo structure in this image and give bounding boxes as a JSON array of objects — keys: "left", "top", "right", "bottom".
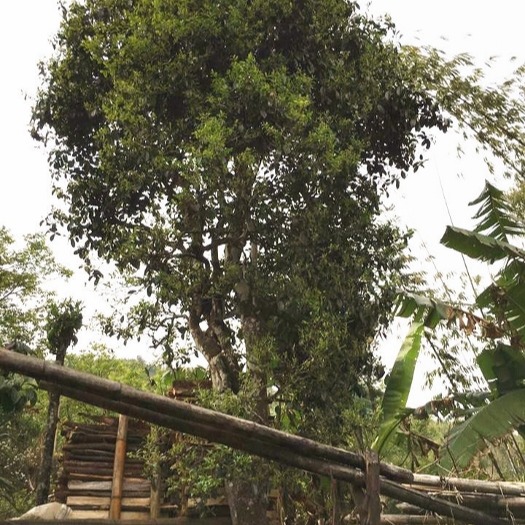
[
  {"left": 109, "top": 415, "right": 129, "bottom": 519},
  {"left": 1, "top": 348, "right": 522, "bottom": 525},
  {"left": 55, "top": 417, "right": 151, "bottom": 520}
]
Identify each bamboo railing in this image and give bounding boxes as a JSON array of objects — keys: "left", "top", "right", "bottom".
[{"left": 1, "top": 348, "right": 521, "bottom": 525}]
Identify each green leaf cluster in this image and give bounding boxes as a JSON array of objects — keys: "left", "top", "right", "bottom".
[
  {"left": 380, "top": 181, "right": 525, "bottom": 473},
  {"left": 30, "top": 1, "right": 448, "bottom": 457}
]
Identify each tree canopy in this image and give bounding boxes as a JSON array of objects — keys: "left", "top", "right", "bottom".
[
  {"left": 0, "top": 227, "right": 70, "bottom": 414},
  {"left": 32, "top": 0, "right": 446, "bottom": 404}
]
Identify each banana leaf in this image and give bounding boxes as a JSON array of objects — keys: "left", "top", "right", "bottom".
[
  {"left": 477, "top": 343, "right": 525, "bottom": 395},
  {"left": 470, "top": 181, "right": 525, "bottom": 241},
  {"left": 441, "top": 226, "right": 525, "bottom": 263},
  {"left": 395, "top": 292, "right": 451, "bottom": 329},
  {"left": 374, "top": 321, "right": 425, "bottom": 453},
  {"left": 440, "top": 388, "right": 525, "bottom": 471}
]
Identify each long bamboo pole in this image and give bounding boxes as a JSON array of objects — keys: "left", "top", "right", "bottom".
[
  {"left": 109, "top": 414, "right": 128, "bottom": 519},
  {"left": 39, "top": 380, "right": 510, "bottom": 525},
  {"left": 0, "top": 349, "right": 510, "bottom": 525},
  {"left": 6, "top": 348, "right": 524, "bottom": 497}
]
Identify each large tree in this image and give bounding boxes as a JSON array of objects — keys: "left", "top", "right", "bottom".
[{"left": 32, "top": 1, "right": 448, "bottom": 521}]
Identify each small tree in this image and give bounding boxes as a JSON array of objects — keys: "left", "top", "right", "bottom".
[
  {"left": 35, "top": 299, "right": 82, "bottom": 505},
  {"left": 0, "top": 227, "right": 70, "bottom": 518}
]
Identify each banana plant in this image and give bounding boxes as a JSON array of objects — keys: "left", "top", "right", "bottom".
[{"left": 376, "top": 181, "right": 525, "bottom": 471}]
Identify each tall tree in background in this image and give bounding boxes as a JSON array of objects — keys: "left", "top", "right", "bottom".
[
  {"left": 32, "top": 1, "right": 450, "bottom": 521},
  {"left": 35, "top": 299, "right": 82, "bottom": 506},
  {"left": 0, "top": 228, "right": 70, "bottom": 517},
  {"left": 0, "top": 227, "right": 69, "bottom": 351}
]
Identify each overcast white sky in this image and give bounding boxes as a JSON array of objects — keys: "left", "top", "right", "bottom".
[{"left": 0, "top": 1, "right": 523, "bottom": 383}]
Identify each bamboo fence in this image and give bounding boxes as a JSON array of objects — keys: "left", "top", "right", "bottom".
[{"left": 2, "top": 348, "right": 525, "bottom": 525}]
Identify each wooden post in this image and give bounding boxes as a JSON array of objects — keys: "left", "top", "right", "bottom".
[
  {"left": 150, "top": 462, "right": 162, "bottom": 518},
  {"left": 331, "top": 478, "right": 343, "bottom": 525},
  {"left": 109, "top": 414, "right": 129, "bottom": 519},
  {"left": 364, "top": 450, "right": 381, "bottom": 525}
]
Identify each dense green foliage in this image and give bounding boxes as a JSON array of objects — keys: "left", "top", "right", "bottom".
[
  {"left": 0, "top": 227, "right": 69, "bottom": 352},
  {"left": 32, "top": 0, "right": 448, "bottom": 444},
  {"left": 0, "top": 228, "right": 71, "bottom": 415},
  {"left": 28, "top": 0, "right": 525, "bottom": 519},
  {"left": 61, "top": 345, "right": 153, "bottom": 421}
]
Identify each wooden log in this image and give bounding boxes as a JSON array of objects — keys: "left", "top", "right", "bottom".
[
  {"left": 14, "top": 518, "right": 232, "bottom": 525},
  {"left": 0, "top": 349, "right": 510, "bottom": 525},
  {"left": 424, "top": 492, "right": 525, "bottom": 517},
  {"left": 346, "top": 516, "right": 459, "bottom": 524},
  {"left": 109, "top": 414, "right": 129, "bottom": 519},
  {"left": 43, "top": 382, "right": 509, "bottom": 525},
  {"left": 62, "top": 466, "right": 142, "bottom": 477},
  {"left": 0, "top": 350, "right": 404, "bottom": 478},
  {"left": 63, "top": 442, "right": 116, "bottom": 451},
  {"left": 150, "top": 462, "right": 162, "bottom": 519},
  {"left": 379, "top": 517, "right": 455, "bottom": 524},
  {"left": 67, "top": 495, "right": 151, "bottom": 509},
  {"left": 63, "top": 470, "right": 120, "bottom": 479},
  {"left": 67, "top": 480, "right": 151, "bottom": 492},
  {"left": 364, "top": 451, "right": 381, "bottom": 525},
  {"left": 406, "top": 475, "right": 525, "bottom": 496}
]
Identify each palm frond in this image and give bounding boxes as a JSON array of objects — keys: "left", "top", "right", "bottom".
[{"left": 470, "top": 181, "right": 525, "bottom": 242}]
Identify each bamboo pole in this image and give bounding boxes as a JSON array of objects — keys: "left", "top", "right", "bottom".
[
  {"left": 8, "top": 349, "right": 525, "bottom": 497},
  {"left": 41, "top": 384, "right": 514, "bottom": 525},
  {"left": 109, "top": 414, "right": 128, "bottom": 519},
  {"left": 0, "top": 349, "right": 511, "bottom": 525},
  {"left": 0, "top": 350, "right": 399, "bottom": 476},
  {"left": 41, "top": 382, "right": 508, "bottom": 525},
  {"left": 404, "top": 474, "right": 525, "bottom": 496},
  {"left": 35, "top": 383, "right": 508, "bottom": 525}
]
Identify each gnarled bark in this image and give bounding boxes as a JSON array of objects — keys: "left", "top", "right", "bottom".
[{"left": 189, "top": 297, "right": 269, "bottom": 524}]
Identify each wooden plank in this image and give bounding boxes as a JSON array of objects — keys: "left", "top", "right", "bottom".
[
  {"left": 15, "top": 518, "right": 231, "bottom": 525},
  {"left": 65, "top": 510, "right": 151, "bottom": 520},
  {"left": 68, "top": 479, "right": 150, "bottom": 492},
  {"left": 67, "top": 495, "right": 150, "bottom": 507}
]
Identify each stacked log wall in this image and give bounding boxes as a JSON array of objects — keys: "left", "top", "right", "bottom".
[{"left": 55, "top": 417, "right": 151, "bottom": 520}]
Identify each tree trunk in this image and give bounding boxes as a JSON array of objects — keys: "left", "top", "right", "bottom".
[
  {"left": 223, "top": 314, "right": 270, "bottom": 525},
  {"left": 189, "top": 290, "right": 269, "bottom": 524},
  {"left": 225, "top": 477, "right": 270, "bottom": 525},
  {"left": 35, "top": 345, "right": 67, "bottom": 505},
  {"left": 35, "top": 388, "right": 61, "bottom": 505}
]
